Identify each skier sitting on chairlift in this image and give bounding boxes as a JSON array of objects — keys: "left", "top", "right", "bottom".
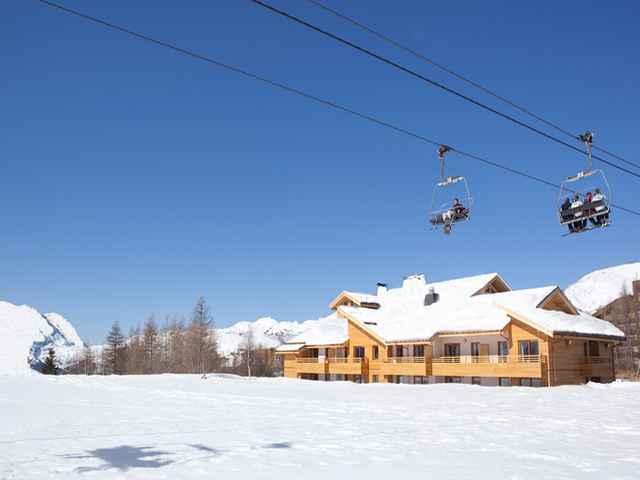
[
  {"left": 560, "top": 197, "right": 573, "bottom": 232},
  {"left": 591, "top": 188, "right": 609, "bottom": 226},
  {"left": 570, "top": 193, "right": 586, "bottom": 232}
]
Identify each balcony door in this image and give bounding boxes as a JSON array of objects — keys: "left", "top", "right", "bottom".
[
  {"left": 444, "top": 343, "right": 460, "bottom": 362},
  {"left": 498, "top": 341, "right": 508, "bottom": 363}
]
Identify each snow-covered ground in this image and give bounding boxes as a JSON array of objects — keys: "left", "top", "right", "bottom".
[{"left": 1, "top": 375, "right": 639, "bottom": 479}]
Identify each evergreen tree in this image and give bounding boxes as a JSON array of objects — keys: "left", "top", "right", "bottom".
[
  {"left": 42, "top": 348, "right": 58, "bottom": 375},
  {"left": 105, "top": 321, "right": 126, "bottom": 375}
]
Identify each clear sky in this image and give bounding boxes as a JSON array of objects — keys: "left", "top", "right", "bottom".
[{"left": 2, "top": 1, "right": 639, "bottom": 344}]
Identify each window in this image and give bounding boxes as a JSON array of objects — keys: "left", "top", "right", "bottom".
[
  {"left": 471, "top": 342, "right": 480, "bottom": 356},
  {"left": 472, "top": 377, "right": 482, "bottom": 385},
  {"left": 531, "top": 379, "right": 542, "bottom": 388},
  {"left": 444, "top": 376, "right": 462, "bottom": 383},
  {"left": 518, "top": 340, "right": 539, "bottom": 357},
  {"left": 499, "top": 377, "right": 511, "bottom": 387},
  {"left": 414, "top": 345, "right": 425, "bottom": 358},
  {"left": 589, "top": 376, "right": 602, "bottom": 383},
  {"left": 353, "top": 346, "right": 365, "bottom": 359},
  {"left": 498, "top": 341, "right": 508, "bottom": 362},
  {"left": 520, "top": 378, "right": 532, "bottom": 387},
  {"left": 372, "top": 375, "right": 379, "bottom": 383},
  {"left": 372, "top": 345, "right": 379, "bottom": 360},
  {"left": 588, "top": 341, "right": 600, "bottom": 357},
  {"left": 414, "top": 376, "right": 429, "bottom": 384},
  {"left": 444, "top": 343, "right": 461, "bottom": 358}
]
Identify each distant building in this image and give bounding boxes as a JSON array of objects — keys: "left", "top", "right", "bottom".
[
  {"left": 566, "top": 263, "right": 640, "bottom": 377},
  {"left": 276, "top": 272, "right": 625, "bottom": 386}
]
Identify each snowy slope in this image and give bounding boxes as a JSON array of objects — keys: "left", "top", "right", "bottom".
[
  {"left": 1, "top": 375, "right": 639, "bottom": 479},
  {"left": 0, "top": 301, "right": 84, "bottom": 374},
  {"left": 566, "top": 262, "right": 640, "bottom": 314}
]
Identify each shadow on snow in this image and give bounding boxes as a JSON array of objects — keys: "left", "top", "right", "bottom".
[{"left": 63, "top": 445, "right": 173, "bottom": 473}]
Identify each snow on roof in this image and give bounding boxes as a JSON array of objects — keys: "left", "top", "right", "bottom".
[
  {"left": 337, "top": 273, "right": 507, "bottom": 342},
  {"left": 340, "top": 282, "right": 624, "bottom": 342},
  {"left": 566, "top": 262, "right": 640, "bottom": 314},
  {"left": 502, "top": 305, "right": 625, "bottom": 339},
  {"left": 479, "top": 286, "right": 558, "bottom": 311},
  {"left": 276, "top": 312, "right": 348, "bottom": 351},
  {"left": 274, "top": 343, "right": 304, "bottom": 353}
]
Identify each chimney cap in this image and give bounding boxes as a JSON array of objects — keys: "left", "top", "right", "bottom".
[{"left": 376, "top": 282, "right": 387, "bottom": 287}]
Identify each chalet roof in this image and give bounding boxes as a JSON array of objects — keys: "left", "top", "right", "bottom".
[{"left": 342, "top": 284, "right": 625, "bottom": 342}]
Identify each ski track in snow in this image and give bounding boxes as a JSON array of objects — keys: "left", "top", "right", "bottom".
[{"left": 1, "top": 375, "right": 639, "bottom": 479}]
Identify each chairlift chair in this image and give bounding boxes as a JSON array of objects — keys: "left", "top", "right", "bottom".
[
  {"left": 558, "top": 132, "right": 612, "bottom": 236},
  {"left": 428, "top": 145, "right": 473, "bottom": 235}
]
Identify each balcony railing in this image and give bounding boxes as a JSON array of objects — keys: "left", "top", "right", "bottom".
[
  {"left": 432, "top": 355, "right": 541, "bottom": 364},
  {"left": 327, "top": 357, "right": 363, "bottom": 363},
  {"left": 384, "top": 356, "right": 425, "bottom": 363},
  {"left": 296, "top": 357, "right": 322, "bottom": 363}
]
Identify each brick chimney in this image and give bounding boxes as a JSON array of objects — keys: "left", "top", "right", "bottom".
[{"left": 633, "top": 280, "right": 640, "bottom": 303}]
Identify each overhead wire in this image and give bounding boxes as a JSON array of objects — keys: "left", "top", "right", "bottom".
[
  {"left": 34, "top": 0, "right": 640, "bottom": 217},
  {"left": 303, "top": 0, "right": 640, "bottom": 171},
  {"left": 250, "top": 0, "right": 640, "bottom": 180}
]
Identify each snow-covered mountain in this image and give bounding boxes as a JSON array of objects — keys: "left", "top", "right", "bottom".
[
  {"left": 217, "top": 316, "right": 310, "bottom": 357},
  {"left": 0, "top": 301, "right": 84, "bottom": 374},
  {"left": 566, "top": 262, "right": 640, "bottom": 314}
]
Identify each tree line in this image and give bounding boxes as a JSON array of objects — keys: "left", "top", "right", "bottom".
[{"left": 62, "top": 297, "right": 281, "bottom": 377}]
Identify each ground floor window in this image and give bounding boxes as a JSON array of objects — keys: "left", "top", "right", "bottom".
[
  {"left": 372, "top": 375, "right": 379, "bottom": 383},
  {"left": 588, "top": 376, "right": 602, "bottom": 383},
  {"left": 531, "top": 378, "right": 542, "bottom": 387},
  {"left": 472, "top": 377, "right": 482, "bottom": 385},
  {"left": 499, "top": 377, "right": 511, "bottom": 387},
  {"left": 299, "top": 373, "right": 319, "bottom": 381},
  {"left": 414, "top": 376, "right": 429, "bottom": 384},
  {"left": 444, "top": 376, "right": 462, "bottom": 384},
  {"left": 519, "top": 378, "right": 531, "bottom": 387}
]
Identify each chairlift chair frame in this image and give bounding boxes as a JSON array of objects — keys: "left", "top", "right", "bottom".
[
  {"left": 428, "top": 146, "right": 473, "bottom": 234},
  {"left": 557, "top": 132, "right": 612, "bottom": 235}
]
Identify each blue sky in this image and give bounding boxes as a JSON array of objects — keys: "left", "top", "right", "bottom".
[{"left": 2, "top": 1, "right": 639, "bottom": 343}]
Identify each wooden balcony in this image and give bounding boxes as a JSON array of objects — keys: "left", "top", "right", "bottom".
[
  {"left": 431, "top": 355, "right": 543, "bottom": 378},
  {"left": 326, "top": 357, "right": 364, "bottom": 375},
  {"left": 381, "top": 356, "right": 431, "bottom": 376},
  {"left": 295, "top": 357, "right": 327, "bottom": 375}
]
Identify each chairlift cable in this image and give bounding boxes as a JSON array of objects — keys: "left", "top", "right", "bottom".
[
  {"left": 303, "top": 0, "right": 640, "bottom": 171},
  {"left": 250, "top": 0, "right": 640, "bottom": 180},
  {"left": 34, "top": 0, "right": 640, "bottom": 218}
]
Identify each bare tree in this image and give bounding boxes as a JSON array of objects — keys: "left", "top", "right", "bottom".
[
  {"left": 186, "top": 297, "right": 219, "bottom": 375},
  {"left": 143, "top": 316, "right": 159, "bottom": 374},
  {"left": 240, "top": 328, "right": 256, "bottom": 377}
]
